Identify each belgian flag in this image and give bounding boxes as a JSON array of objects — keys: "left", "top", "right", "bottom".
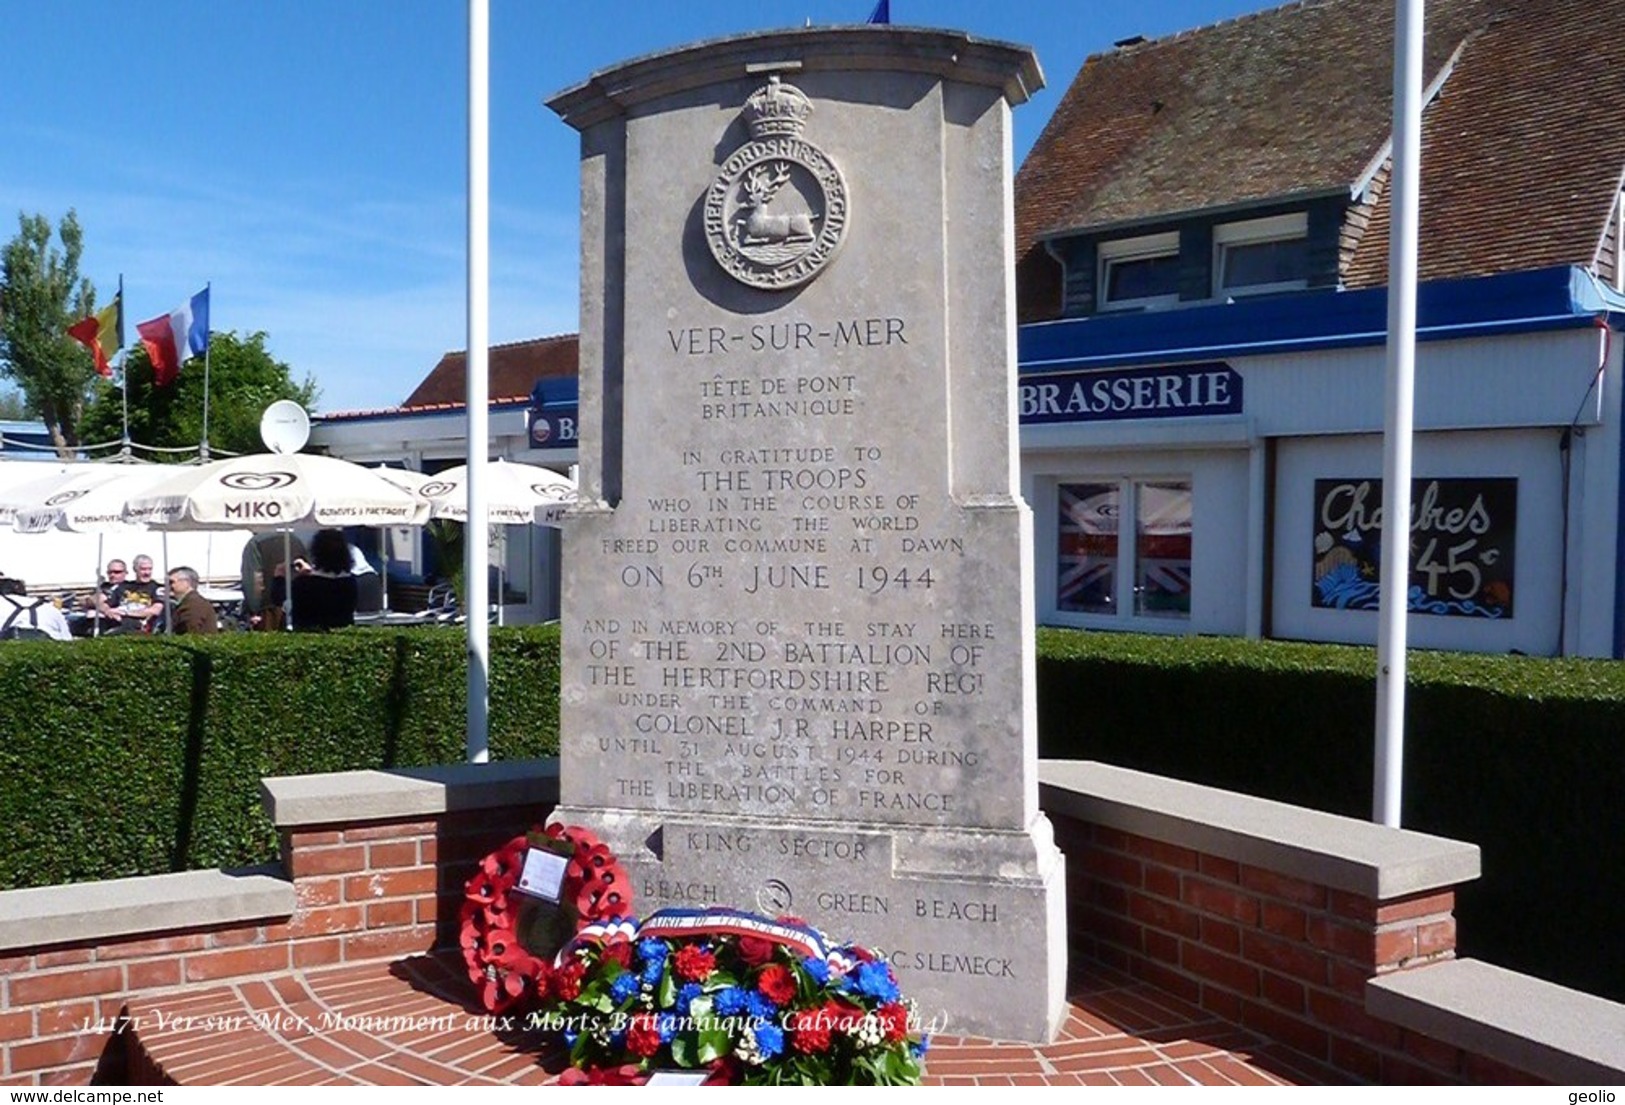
[{"left": 67, "top": 279, "right": 123, "bottom": 377}]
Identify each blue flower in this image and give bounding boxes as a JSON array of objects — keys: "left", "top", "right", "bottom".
[
  {"left": 610, "top": 1028, "right": 626, "bottom": 1049},
  {"left": 676, "top": 982, "right": 703, "bottom": 1013},
  {"left": 657, "top": 1014, "right": 678, "bottom": 1043},
  {"left": 743, "top": 992, "right": 775, "bottom": 1020},
  {"left": 854, "top": 962, "right": 899, "bottom": 1003},
  {"left": 800, "top": 956, "right": 830, "bottom": 985},
  {"left": 713, "top": 986, "right": 749, "bottom": 1016},
  {"left": 911, "top": 1035, "right": 931, "bottom": 1059},
  {"left": 562, "top": 1029, "right": 579, "bottom": 1048},
  {"left": 638, "top": 938, "right": 668, "bottom": 964},
  {"left": 753, "top": 1022, "right": 786, "bottom": 1059},
  {"left": 642, "top": 961, "right": 665, "bottom": 986},
  {"left": 610, "top": 972, "right": 640, "bottom": 1003}
]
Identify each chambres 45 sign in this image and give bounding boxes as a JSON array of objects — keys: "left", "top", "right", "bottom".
[{"left": 1312, "top": 477, "right": 1517, "bottom": 618}]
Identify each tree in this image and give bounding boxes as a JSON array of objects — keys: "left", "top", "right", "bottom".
[
  {"left": 0, "top": 389, "right": 29, "bottom": 421},
  {"left": 0, "top": 211, "right": 99, "bottom": 453},
  {"left": 79, "top": 330, "right": 319, "bottom": 458}
]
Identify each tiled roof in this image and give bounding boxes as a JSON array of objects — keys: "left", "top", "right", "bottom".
[
  {"left": 1345, "top": 0, "right": 1625, "bottom": 287},
  {"left": 400, "top": 333, "right": 579, "bottom": 409},
  {"left": 314, "top": 396, "right": 532, "bottom": 424},
  {"left": 1015, "top": 0, "right": 1625, "bottom": 315}
]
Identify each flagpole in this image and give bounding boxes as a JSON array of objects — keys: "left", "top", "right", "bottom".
[
  {"left": 466, "top": 0, "right": 491, "bottom": 763},
  {"left": 118, "top": 274, "right": 131, "bottom": 461},
  {"left": 200, "top": 282, "right": 212, "bottom": 462},
  {"left": 1374, "top": 0, "right": 1424, "bottom": 827}
]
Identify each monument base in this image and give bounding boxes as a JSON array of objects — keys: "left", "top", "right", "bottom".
[{"left": 547, "top": 804, "right": 1068, "bottom": 1043}]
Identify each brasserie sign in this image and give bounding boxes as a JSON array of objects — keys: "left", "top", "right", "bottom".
[
  {"left": 1019, "top": 363, "right": 1243, "bottom": 424},
  {"left": 1311, "top": 477, "right": 1517, "bottom": 618}
]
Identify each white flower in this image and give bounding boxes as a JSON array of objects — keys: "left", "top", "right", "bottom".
[{"left": 735, "top": 1025, "right": 768, "bottom": 1066}]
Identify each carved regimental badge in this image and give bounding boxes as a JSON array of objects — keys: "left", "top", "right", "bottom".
[{"left": 704, "top": 76, "right": 848, "bottom": 291}]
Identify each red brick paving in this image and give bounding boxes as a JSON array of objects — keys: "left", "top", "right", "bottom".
[{"left": 123, "top": 952, "right": 1335, "bottom": 1085}]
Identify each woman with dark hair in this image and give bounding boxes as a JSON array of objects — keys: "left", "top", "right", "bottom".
[{"left": 289, "top": 528, "right": 358, "bottom": 631}]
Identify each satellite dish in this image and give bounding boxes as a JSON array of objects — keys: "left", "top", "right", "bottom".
[{"left": 260, "top": 400, "right": 311, "bottom": 455}]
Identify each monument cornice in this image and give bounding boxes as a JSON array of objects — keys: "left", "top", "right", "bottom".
[{"left": 546, "top": 26, "right": 1043, "bottom": 131}]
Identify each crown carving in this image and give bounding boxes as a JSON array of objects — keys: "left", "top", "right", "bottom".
[{"left": 742, "top": 76, "right": 813, "bottom": 138}]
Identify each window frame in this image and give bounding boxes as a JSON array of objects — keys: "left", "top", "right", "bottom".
[
  {"left": 1097, "top": 231, "right": 1182, "bottom": 312},
  {"left": 1212, "top": 212, "right": 1310, "bottom": 299},
  {"left": 1055, "top": 476, "right": 1193, "bottom": 627}
]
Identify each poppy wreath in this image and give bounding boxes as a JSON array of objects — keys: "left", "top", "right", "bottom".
[{"left": 460, "top": 823, "right": 634, "bottom": 1015}]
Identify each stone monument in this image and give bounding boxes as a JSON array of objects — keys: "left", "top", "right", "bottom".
[{"left": 547, "top": 27, "right": 1064, "bottom": 1041}]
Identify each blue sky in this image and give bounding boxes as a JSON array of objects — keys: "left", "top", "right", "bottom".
[{"left": 2, "top": 1, "right": 1268, "bottom": 414}]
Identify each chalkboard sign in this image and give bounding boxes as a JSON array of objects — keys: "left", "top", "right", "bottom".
[{"left": 1311, "top": 478, "right": 1516, "bottom": 618}]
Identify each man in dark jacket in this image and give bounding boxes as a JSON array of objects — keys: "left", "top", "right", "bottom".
[{"left": 166, "top": 567, "right": 218, "bottom": 635}]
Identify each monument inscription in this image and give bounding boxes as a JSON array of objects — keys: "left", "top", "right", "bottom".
[{"left": 550, "top": 28, "right": 1063, "bottom": 1041}]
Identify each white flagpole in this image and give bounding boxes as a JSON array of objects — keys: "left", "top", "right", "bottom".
[
  {"left": 466, "top": 0, "right": 491, "bottom": 763},
  {"left": 119, "top": 274, "right": 131, "bottom": 460},
  {"left": 201, "top": 282, "right": 212, "bottom": 462},
  {"left": 1375, "top": 0, "right": 1424, "bottom": 827}
]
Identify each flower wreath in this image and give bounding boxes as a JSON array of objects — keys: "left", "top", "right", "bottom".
[
  {"left": 539, "top": 906, "right": 927, "bottom": 1086},
  {"left": 460, "top": 823, "right": 633, "bottom": 1014}
]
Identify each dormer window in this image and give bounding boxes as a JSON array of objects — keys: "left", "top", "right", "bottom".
[
  {"left": 1098, "top": 231, "right": 1181, "bottom": 310},
  {"left": 1213, "top": 213, "right": 1309, "bottom": 298}
]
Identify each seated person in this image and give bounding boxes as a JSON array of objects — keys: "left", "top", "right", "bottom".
[
  {"left": 0, "top": 577, "right": 72, "bottom": 641},
  {"left": 288, "top": 529, "right": 358, "bottom": 631},
  {"left": 166, "top": 566, "right": 218, "bottom": 635},
  {"left": 93, "top": 555, "right": 163, "bottom": 633}
]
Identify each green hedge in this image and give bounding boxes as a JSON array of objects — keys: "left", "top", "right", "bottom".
[
  {"left": 0, "top": 625, "right": 560, "bottom": 891},
  {"left": 1035, "top": 628, "right": 1625, "bottom": 1003},
  {"left": 3, "top": 624, "right": 1619, "bottom": 1003}
]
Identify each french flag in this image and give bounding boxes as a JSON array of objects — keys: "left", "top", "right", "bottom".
[{"left": 137, "top": 287, "right": 210, "bottom": 387}]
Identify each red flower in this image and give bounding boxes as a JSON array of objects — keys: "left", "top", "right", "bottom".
[
  {"left": 558, "top": 1064, "right": 647, "bottom": 1086},
  {"left": 755, "top": 963, "right": 797, "bottom": 1006},
  {"left": 822, "top": 999, "right": 864, "bottom": 1035},
  {"left": 532, "top": 960, "right": 555, "bottom": 1002},
  {"left": 480, "top": 836, "right": 527, "bottom": 884},
  {"left": 479, "top": 967, "right": 529, "bottom": 1015},
  {"left": 601, "top": 939, "right": 633, "bottom": 969},
  {"left": 789, "top": 1007, "right": 833, "bottom": 1054},
  {"left": 625, "top": 1014, "right": 663, "bottom": 1059},
  {"left": 736, "top": 934, "right": 776, "bottom": 966},
  {"left": 877, "top": 1001, "right": 910, "bottom": 1044},
  {"left": 464, "top": 870, "right": 506, "bottom": 906},
  {"left": 673, "top": 944, "right": 716, "bottom": 981},
  {"left": 554, "top": 960, "right": 586, "bottom": 1001},
  {"left": 705, "top": 1057, "right": 741, "bottom": 1086}
]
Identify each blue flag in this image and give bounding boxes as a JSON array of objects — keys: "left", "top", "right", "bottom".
[{"left": 868, "top": 0, "right": 890, "bottom": 24}]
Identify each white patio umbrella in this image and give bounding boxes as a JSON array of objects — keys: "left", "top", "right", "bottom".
[
  {"left": 126, "top": 453, "right": 429, "bottom": 629},
  {"left": 0, "top": 464, "right": 77, "bottom": 527},
  {"left": 126, "top": 453, "right": 429, "bottom": 530},
  {"left": 11, "top": 464, "right": 175, "bottom": 535},
  {"left": 376, "top": 460, "right": 575, "bottom": 624},
  {"left": 390, "top": 459, "right": 575, "bottom": 525}
]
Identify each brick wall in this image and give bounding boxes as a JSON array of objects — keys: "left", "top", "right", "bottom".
[
  {"left": 0, "top": 802, "right": 554, "bottom": 1085},
  {"left": 1051, "top": 815, "right": 1543, "bottom": 1085}
]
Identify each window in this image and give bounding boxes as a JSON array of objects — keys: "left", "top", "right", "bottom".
[
  {"left": 1213, "top": 213, "right": 1308, "bottom": 298},
  {"left": 1058, "top": 479, "right": 1192, "bottom": 620},
  {"left": 1098, "top": 232, "right": 1181, "bottom": 310}
]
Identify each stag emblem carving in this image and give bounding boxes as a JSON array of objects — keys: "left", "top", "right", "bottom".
[
  {"left": 703, "top": 76, "right": 848, "bottom": 290},
  {"left": 738, "top": 162, "right": 817, "bottom": 246}
]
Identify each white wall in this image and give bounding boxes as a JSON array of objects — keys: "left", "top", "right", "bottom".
[{"left": 1271, "top": 430, "right": 1565, "bottom": 655}]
